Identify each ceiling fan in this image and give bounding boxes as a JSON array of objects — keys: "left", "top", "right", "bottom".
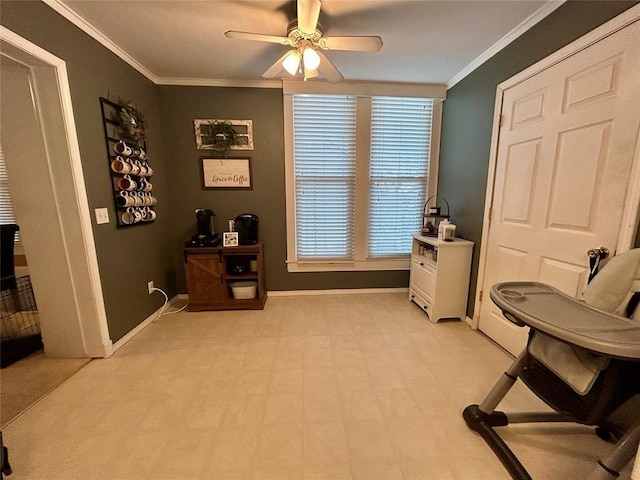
[{"left": 225, "top": 0, "right": 383, "bottom": 83}]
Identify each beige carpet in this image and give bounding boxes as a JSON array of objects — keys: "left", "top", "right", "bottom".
[{"left": 1, "top": 350, "right": 90, "bottom": 427}]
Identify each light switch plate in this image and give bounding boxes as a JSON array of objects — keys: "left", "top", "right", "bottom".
[{"left": 95, "top": 208, "right": 110, "bottom": 225}]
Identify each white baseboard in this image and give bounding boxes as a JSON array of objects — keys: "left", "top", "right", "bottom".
[
  {"left": 267, "top": 287, "right": 408, "bottom": 297},
  {"left": 111, "top": 295, "right": 182, "bottom": 354}
]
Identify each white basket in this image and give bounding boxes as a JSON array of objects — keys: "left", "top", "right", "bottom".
[{"left": 231, "top": 281, "right": 257, "bottom": 299}]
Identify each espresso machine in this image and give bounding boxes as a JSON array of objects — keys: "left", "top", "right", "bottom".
[{"left": 185, "top": 208, "right": 221, "bottom": 247}]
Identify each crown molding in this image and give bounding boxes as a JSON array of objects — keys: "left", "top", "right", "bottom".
[
  {"left": 43, "top": 0, "right": 284, "bottom": 88},
  {"left": 447, "top": 0, "right": 565, "bottom": 89},
  {"left": 43, "top": 0, "right": 159, "bottom": 83},
  {"left": 155, "top": 77, "right": 283, "bottom": 89},
  {"left": 44, "top": 0, "right": 565, "bottom": 90},
  {"left": 498, "top": 3, "right": 640, "bottom": 90}
]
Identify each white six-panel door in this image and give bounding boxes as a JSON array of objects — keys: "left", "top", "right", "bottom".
[{"left": 478, "top": 18, "right": 640, "bottom": 356}]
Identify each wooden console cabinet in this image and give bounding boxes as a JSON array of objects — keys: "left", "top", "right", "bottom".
[
  {"left": 409, "top": 234, "right": 473, "bottom": 322},
  {"left": 184, "top": 241, "right": 267, "bottom": 311}
]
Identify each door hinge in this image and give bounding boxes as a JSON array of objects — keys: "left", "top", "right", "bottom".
[
  {"left": 488, "top": 207, "right": 493, "bottom": 222},
  {"left": 479, "top": 290, "right": 483, "bottom": 302},
  {"left": 498, "top": 114, "right": 504, "bottom": 127}
]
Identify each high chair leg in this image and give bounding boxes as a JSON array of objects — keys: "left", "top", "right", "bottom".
[
  {"left": 587, "top": 420, "right": 640, "bottom": 480},
  {"left": 463, "top": 350, "right": 532, "bottom": 480}
]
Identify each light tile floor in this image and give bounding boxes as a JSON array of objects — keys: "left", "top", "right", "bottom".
[{"left": 2, "top": 293, "right": 628, "bottom": 479}]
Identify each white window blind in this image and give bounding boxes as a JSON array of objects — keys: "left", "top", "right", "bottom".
[
  {"left": 368, "top": 97, "right": 432, "bottom": 257},
  {"left": 0, "top": 145, "right": 17, "bottom": 226},
  {"left": 293, "top": 95, "right": 357, "bottom": 259}
]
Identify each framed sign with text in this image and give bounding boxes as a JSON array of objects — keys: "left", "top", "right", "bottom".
[{"left": 201, "top": 157, "right": 253, "bottom": 189}]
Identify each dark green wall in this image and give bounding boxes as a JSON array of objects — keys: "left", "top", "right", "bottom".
[
  {"left": 438, "top": 1, "right": 638, "bottom": 318},
  {"left": 158, "top": 86, "right": 409, "bottom": 292},
  {"left": 3, "top": 0, "right": 636, "bottom": 341},
  {"left": 1, "top": 1, "right": 175, "bottom": 342}
]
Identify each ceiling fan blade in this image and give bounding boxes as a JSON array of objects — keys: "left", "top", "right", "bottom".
[
  {"left": 321, "top": 36, "right": 383, "bottom": 52},
  {"left": 262, "top": 51, "right": 293, "bottom": 79},
  {"left": 225, "top": 31, "right": 290, "bottom": 45},
  {"left": 297, "top": 0, "right": 321, "bottom": 35},
  {"left": 316, "top": 50, "right": 343, "bottom": 83}
]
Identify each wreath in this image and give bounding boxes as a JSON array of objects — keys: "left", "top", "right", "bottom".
[
  {"left": 204, "top": 120, "right": 238, "bottom": 157},
  {"left": 116, "top": 100, "right": 146, "bottom": 146}
]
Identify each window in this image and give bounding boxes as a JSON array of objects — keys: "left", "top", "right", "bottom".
[
  {"left": 368, "top": 97, "right": 432, "bottom": 257},
  {"left": 0, "top": 145, "right": 17, "bottom": 225},
  {"left": 293, "top": 95, "right": 356, "bottom": 260},
  {"left": 284, "top": 81, "right": 444, "bottom": 272}
]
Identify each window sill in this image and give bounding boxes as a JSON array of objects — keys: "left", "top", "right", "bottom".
[{"left": 286, "top": 257, "right": 410, "bottom": 273}]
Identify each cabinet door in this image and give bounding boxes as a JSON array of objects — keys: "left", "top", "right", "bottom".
[
  {"left": 185, "top": 254, "right": 226, "bottom": 303},
  {"left": 411, "top": 257, "right": 436, "bottom": 303}
]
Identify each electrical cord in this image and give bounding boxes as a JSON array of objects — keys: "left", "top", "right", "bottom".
[{"left": 151, "top": 287, "right": 188, "bottom": 323}]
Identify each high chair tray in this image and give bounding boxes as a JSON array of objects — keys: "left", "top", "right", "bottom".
[{"left": 490, "top": 281, "right": 640, "bottom": 360}]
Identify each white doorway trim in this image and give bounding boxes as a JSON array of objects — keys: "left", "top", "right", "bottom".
[
  {"left": 472, "top": 5, "right": 640, "bottom": 329},
  {"left": 0, "top": 26, "right": 113, "bottom": 357}
]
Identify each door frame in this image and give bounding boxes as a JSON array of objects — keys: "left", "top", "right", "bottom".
[
  {"left": 0, "top": 26, "right": 112, "bottom": 357},
  {"left": 472, "top": 5, "right": 640, "bottom": 329}
]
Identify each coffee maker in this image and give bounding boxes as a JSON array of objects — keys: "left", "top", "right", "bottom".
[
  {"left": 234, "top": 213, "right": 259, "bottom": 245},
  {"left": 185, "top": 209, "right": 221, "bottom": 247}
]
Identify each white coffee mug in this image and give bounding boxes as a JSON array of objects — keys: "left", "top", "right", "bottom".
[
  {"left": 121, "top": 208, "right": 135, "bottom": 225},
  {"left": 118, "top": 174, "right": 137, "bottom": 191},
  {"left": 113, "top": 140, "right": 132, "bottom": 156},
  {"left": 136, "top": 160, "right": 148, "bottom": 176},
  {"left": 133, "top": 193, "right": 144, "bottom": 206},
  {"left": 116, "top": 191, "right": 135, "bottom": 207},
  {"left": 111, "top": 156, "right": 132, "bottom": 174},
  {"left": 129, "top": 161, "right": 141, "bottom": 176}
]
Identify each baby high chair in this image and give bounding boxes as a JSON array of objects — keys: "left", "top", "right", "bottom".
[{"left": 464, "top": 248, "right": 640, "bottom": 480}]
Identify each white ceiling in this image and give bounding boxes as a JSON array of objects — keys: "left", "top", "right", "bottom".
[{"left": 52, "top": 0, "right": 557, "bottom": 87}]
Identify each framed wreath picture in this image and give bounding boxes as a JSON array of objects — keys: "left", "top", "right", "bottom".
[
  {"left": 194, "top": 119, "right": 253, "bottom": 154},
  {"left": 201, "top": 157, "right": 253, "bottom": 189}
]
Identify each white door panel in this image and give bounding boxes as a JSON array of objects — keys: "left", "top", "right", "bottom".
[
  {"left": 538, "top": 256, "right": 588, "bottom": 297},
  {"left": 479, "top": 19, "right": 640, "bottom": 356}
]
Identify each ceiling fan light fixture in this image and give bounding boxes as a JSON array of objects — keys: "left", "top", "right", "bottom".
[
  {"left": 302, "top": 46, "right": 321, "bottom": 70},
  {"left": 303, "top": 65, "right": 319, "bottom": 81},
  {"left": 229, "top": 0, "right": 378, "bottom": 83},
  {"left": 282, "top": 50, "right": 302, "bottom": 76}
]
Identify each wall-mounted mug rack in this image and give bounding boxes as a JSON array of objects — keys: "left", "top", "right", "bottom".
[{"left": 99, "top": 97, "right": 157, "bottom": 227}]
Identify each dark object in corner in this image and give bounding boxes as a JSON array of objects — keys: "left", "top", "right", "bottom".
[
  {"left": 1, "top": 431, "right": 11, "bottom": 477},
  {"left": 0, "top": 224, "right": 19, "bottom": 291},
  {"left": 1, "top": 225, "right": 43, "bottom": 368},
  {"left": 0, "top": 275, "right": 43, "bottom": 368}
]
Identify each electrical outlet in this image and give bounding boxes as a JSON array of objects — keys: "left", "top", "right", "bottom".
[{"left": 147, "top": 281, "right": 154, "bottom": 294}]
